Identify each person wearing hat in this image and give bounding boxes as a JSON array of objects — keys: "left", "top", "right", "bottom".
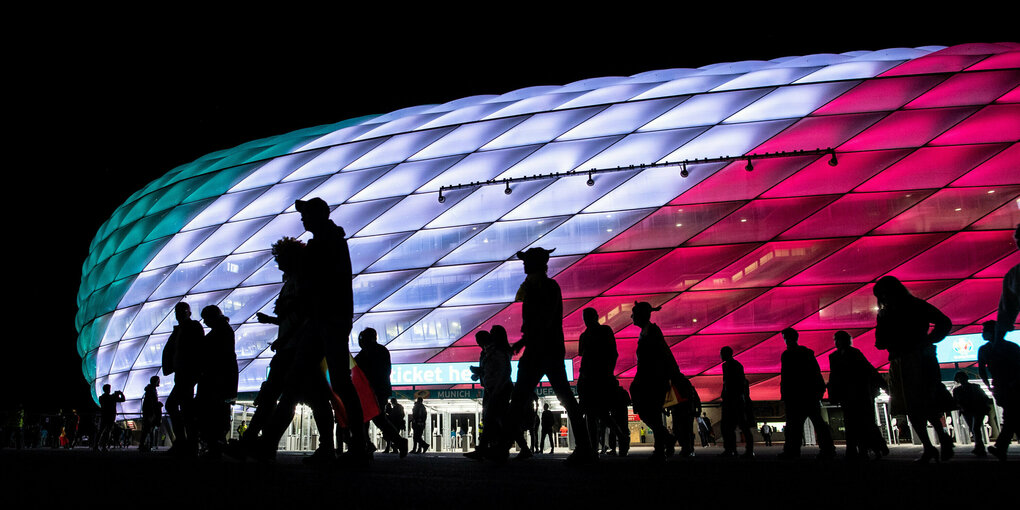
[
  {"left": 629, "top": 301, "right": 686, "bottom": 461},
  {"left": 483, "top": 247, "right": 596, "bottom": 464}
]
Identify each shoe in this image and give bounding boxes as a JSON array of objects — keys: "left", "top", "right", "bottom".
[
  {"left": 664, "top": 434, "right": 676, "bottom": 458},
  {"left": 879, "top": 444, "right": 890, "bottom": 457},
  {"left": 940, "top": 444, "right": 954, "bottom": 462},
  {"left": 916, "top": 446, "right": 939, "bottom": 464},
  {"left": 564, "top": 448, "right": 598, "bottom": 466},
  {"left": 718, "top": 450, "right": 738, "bottom": 458},
  {"left": 741, "top": 451, "right": 755, "bottom": 459},
  {"left": 302, "top": 447, "right": 336, "bottom": 466},
  {"left": 513, "top": 448, "right": 534, "bottom": 461},
  {"left": 398, "top": 438, "right": 409, "bottom": 459},
  {"left": 971, "top": 447, "right": 987, "bottom": 457},
  {"left": 988, "top": 445, "right": 1007, "bottom": 462},
  {"left": 619, "top": 437, "right": 630, "bottom": 457},
  {"left": 422, "top": 444, "right": 429, "bottom": 454},
  {"left": 680, "top": 449, "right": 695, "bottom": 458},
  {"left": 464, "top": 449, "right": 486, "bottom": 461}
]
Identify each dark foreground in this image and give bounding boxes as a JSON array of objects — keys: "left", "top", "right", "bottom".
[{"left": 2, "top": 445, "right": 1017, "bottom": 507}]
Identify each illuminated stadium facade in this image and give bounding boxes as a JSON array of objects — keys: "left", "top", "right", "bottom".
[{"left": 77, "top": 43, "right": 1019, "bottom": 418}]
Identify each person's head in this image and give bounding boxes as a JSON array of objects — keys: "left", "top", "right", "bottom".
[
  {"left": 201, "top": 305, "right": 226, "bottom": 327},
  {"left": 630, "top": 301, "right": 660, "bottom": 328},
  {"left": 416, "top": 397, "right": 423, "bottom": 404},
  {"left": 489, "top": 325, "right": 511, "bottom": 351},
  {"left": 149, "top": 375, "right": 160, "bottom": 386},
  {"left": 358, "top": 328, "right": 378, "bottom": 349},
  {"left": 390, "top": 398, "right": 397, "bottom": 405},
  {"left": 720, "top": 346, "right": 734, "bottom": 362},
  {"left": 981, "top": 320, "right": 997, "bottom": 342},
  {"left": 582, "top": 307, "right": 600, "bottom": 329},
  {"left": 516, "top": 247, "right": 555, "bottom": 275},
  {"left": 781, "top": 328, "right": 799, "bottom": 348},
  {"left": 102, "top": 384, "right": 111, "bottom": 394},
  {"left": 873, "top": 275, "right": 911, "bottom": 310},
  {"left": 271, "top": 236, "right": 306, "bottom": 274},
  {"left": 833, "top": 330, "right": 852, "bottom": 351},
  {"left": 954, "top": 371, "right": 969, "bottom": 385},
  {"left": 174, "top": 302, "right": 192, "bottom": 323},
  {"left": 543, "top": 403, "right": 549, "bottom": 411},
  {"left": 474, "top": 330, "right": 491, "bottom": 348},
  {"left": 295, "top": 197, "right": 331, "bottom": 233}
]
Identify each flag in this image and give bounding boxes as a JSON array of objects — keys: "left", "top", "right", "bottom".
[{"left": 321, "top": 356, "right": 381, "bottom": 428}]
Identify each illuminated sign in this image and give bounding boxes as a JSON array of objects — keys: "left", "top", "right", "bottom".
[
  {"left": 389, "top": 360, "right": 574, "bottom": 386},
  {"left": 935, "top": 331, "right": 1020, "bottom": 363}
]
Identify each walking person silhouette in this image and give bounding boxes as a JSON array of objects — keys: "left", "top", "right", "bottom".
[
  {"left": 162, "top": 302, "right": 203, "bottom": 456},
  {"left": 777, "top": 328, "right": 835, "bottom": 460},
  {"left": 827, "top": 330, "right": 888, "bottom": 460},
  {"left": 719, "top": 346, "right": 754, "bottom": 458}
]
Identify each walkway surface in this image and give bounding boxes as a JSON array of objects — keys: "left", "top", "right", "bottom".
[{"left": 2, "top": 445, "right": 1016, "bottom": 507}]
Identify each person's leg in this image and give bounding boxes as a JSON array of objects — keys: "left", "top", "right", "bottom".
[
  {"left": 968, "top": 414, "right": 986, "bottom": 454},
  {"left": 721, "top": 406, "right": 737, "bottom": 453},
  {"left": 545, "top": 358, "right": 592, "bottom": 453},
  {"left": 782, "top": 405, "right": 805, "bottom": 457},
  {"left": 808, "top": 405, "right": 835, "bottom": 456},
  {"left": 497, "top": 357, "right": 543, "bottom": 454}
]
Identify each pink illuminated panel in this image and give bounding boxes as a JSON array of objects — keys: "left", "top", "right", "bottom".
[
  {"left": 654, "top": 288, "right": 768, "bottom": 336},
  {"left": 881, "top": 54, "right": 986, "bottom": 76},
  {"left": 928, "top": 279, "right": 1005, "bottom": 324},
  {"left": 779, "top": 191, "right": 933, "bottom": 239},
  {"left": 975, "top": 252, "right": 1020, "bottom": 278},
  {"left": 688, "top": 376, "right": 724, "bottom": 403},
  {"left": 726, "top": 330, "right": 857, "bottom": 374},
  {"left": 968, "top": 199, "right": 1020, "bottom": 231},
  {"left": 428, "top": 346, "right": 482, "bottom": 363},
  {"left": 700, "top": 284, "right": 858, "bottom": 334},
  {"left": 840, "top": 107, "right": 979, "bottom": 152},
  {"left": 670, "top": 155, "right": 816, "bottom": 204},
  {"left": 872, "top": 186, "right": 1020, "bottom": 234},
  {"left": 905, "top": 70, "right": 1020, "bottom": 108},
  {"left": 886, "top": 230, "right": 1019, "bottom": 281},
  {"left": 608, "top": 244, "right": 760, "bottom": 296},
  {"left": 762, "top": 149, "right": 909, "bottom": 198},
  {"left": 692, "top": 238, "right": 851, "bottom": 290},
  {"left": 748, "top": 376, "right": 783, "bottom": 402},
  {"left": 950, "top": 143, "right": 1020, "bottom": 187},
  {"left": 555, "top": 250, "right": 668, "bottom": 299},
  {"left": 598, "top": 202, "right": 745, "bottom": 252},
  {"left": 998, "top": 85, "right": 1020, "bottom": 103},
  {"left": 794, "top": 281, "right": 956, "bottom": 331},
  {"left": 855, "top": 144, "right": 1005, "bottom": 192},
  {"left": 813, "top": 75, "right": 946, "bottom": 115},
  {"left": 563, "top": 294, "right": 677, "bottom": 340},
  {"left": 788, "top": 233, "right": 951, "bottom": 285},
  {"left": 686, "top": 196, "right": 837, "bottom": 246},
  {"left": 968, "top": 51, "right": 1020, "bottom": 71},
  {"left": 930, "top": 104, "right": 1020, "bottom": 145},
  {"left": 752, "top": 113, "right": 885, "bottom": 154},
  {"left": 671, "top": 333, "right": 771, "bottom": 375}
]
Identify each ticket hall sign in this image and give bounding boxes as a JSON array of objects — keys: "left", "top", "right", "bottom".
[{"left": 389, "top": 361, "right": 574, "bottom": 386}]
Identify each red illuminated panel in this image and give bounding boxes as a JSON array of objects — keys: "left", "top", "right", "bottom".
[
  {"left": 872, "top": 186, "right": 1020, "bottom": 234},
  {"left": 555, "top": 250, "right": 668, "bottom": 299},
  {"left": 968, "top": 51, "right": 1020, "bottom": 71},
  {"left": 779, "top": 191, "right": 932, "bottom": 239},
  {"left": 950, "top": 143, "right": 1019, "bottom": 187},
  {"left": 685, "top": 196, "right": 837, "bottom": 246},
  {"left": 672, "top": 333, "right": 771, "bottom": 375},
  {"left": 692, "top": 238, "right": 850, "bottom": 290},
  {"left": 752, "top": 113, "right": 885, "bottom": 154},
  {"left": 928, "top": 279, "right": 1004, "bottom": 324},
  {"left": 670, "top": 155, "right": 816, "bottom": 204},
  {"left": 905, "top": 70, "right": 1020, "bottom": 109},
  {"left": 840, "top": 107, "right": 979, "bottom": 152},
  {"left": 563, "top": 294, "right": 677, "bottom": 340},
  {"left": 655, "top": 288, "right": 768, "bottom": 336},
  {"left": 855, "top": 144, "right": 1005, "bottom": 191},
  {"left": 762, "top": 149, "right": 909, "bottom": 198},
  {"left": 886, "top": 230, "right": 1019, "bottom": 281},
  {"left": 598, "top": 202, "right": 745, "bottom": 252},
  {"left": 794, "top": 281, "right": 956, "bottom": 331},
  {"left": 788, "top": 234, "right": 950, "bottom": 285},
  {"left": 881, "top": 54, "right": 987, "bottom": 77},
  {"left": 608, "top": 244, "right": 760, "bottom": 296},
  {"left": 814, "top": 75, "right": 946, "bottom": 115},
  {"left": 700, "top": 284, "right": 858, "bottom": 334},
  {"left": 930, "top": 104, "right": 1020, "bottom": 145},
  {"left": 614, "top": 337, "right": 638, "bottom": 375},
  {"left": 974, "top": 252, "right": 1020, "bottom": 278}
]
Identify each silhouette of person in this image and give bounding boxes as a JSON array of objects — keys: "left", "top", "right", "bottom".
[
  {"left": 294, "top": 197, "right": 367, "bottom": 463},
  {"left": 606, "top": 384, "right": 631, "bottom": 456},
  {"left": 667, "top": 376, "right": 701, "bottom": 457},
  {"left": 139, "top": 376, "right": 162, "bottom": 452},
  {"left": 486, "top": 247, "right": 595, "bottom": 464},
  {"left": 720, "top": 346, "right": 753, "bottom": 457},
  {"left": 354, "top": 328, "right": 408, "bottom": 457},
  {"left": 698, "top": 412, "right": 714, "bottom": 447},
  {"left": 759, "top": 422, "right": 772, "bottom": 447},
  {"left": 978, "top": 320, "right": 1020, "bottom": 461},
  {"left": 828, "top": 330, "right": 888, "bottom": 460},
  {"left": 540, "top": 404, "right": 557, "bottom": 454},
  {"left": 94, "top": 384, "right": 124, "bottom": 452},
  {"left": 952, "top": 370, "right": 992, "bottom": 457},
  {"left": 778, "top": 328, "right": 835, "bottom": 460},
  {"left": 466, "top": 326, "right": 516, "bottom": 460},
  {"left": 995, "top": 224, "right": 1019, "bottom": 343},
  {"left": 162, "top": 301, "right": 204, "bottom": 455},
  {"left": 411, "top": 397, "right": 428, "bottom": 454},
  {"left": 528, "top": 394, "right": 540, "bottom": 452},
  {"left": 874, "top": 275, "right": 954, "bottom": 463},
  {"left": 629, "top": 301, "right": 684, "bottom": 461},
  {"left": 195, "top": 305, "right": 238, "bottom": 459},
  {"left": 577, "top": 307, "right": 631, "bottom": 458},
  {"left": 385, "top": 398, "right": 406, "bottom": 453}
]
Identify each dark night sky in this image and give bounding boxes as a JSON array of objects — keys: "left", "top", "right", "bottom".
[{"left": 5, "top": 9, "right": 1013, "bottom": 413}]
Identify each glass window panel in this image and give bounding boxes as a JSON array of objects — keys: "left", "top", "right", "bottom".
[
  {"left": 839, "top": 107, "right": 979, "bottom": 152},
  {"left": 968, "top": 198, "right": 1020, "bottom": 231},
  {"left": 554, "top": 83, "right": 660, "bottom": 109},
  {"left": 410, "top": 118, "right": 524, "bottom": 160},
  {"left": 586, "top": 163, "right": 726, "bottom": 213},
  {"left": 672, "top": 333, "right": 772, "bottom": 375},
  {"left": 633, "top": 74, "right": 743, "bottom": 100},
  {"left": 124, "top": 368, "right": 160, "bottom": 401},
  {"left": 640, "top": 90, "right": 770, "bottom": 131},
  {"left": 332, "top": 198, "right": 403, "bottom": 238},
  {"left": 417, "top": 146, "right": 540, "bottom": 193},
  {"left": 794, "top": 61, "right": 902, "bottom": 83},
  {"left": 685, "top": 196, "right": 837, "bottom": 246},
  {"left": 578, "top": 127, "right": 708, "bottom": 172},
  {"left": 218, "top": 284, "right": 283, "bottom": 324},
  {"left": 651, "top": 288, "right": 769, "bottom": 336},
  {"left": 786, "top": 233, "right": 950, "bottom": 285},
  {"left": 235, "top": 214, "right": 304, "bottom": 254},
  {"left": 998, "top": 85, "right": 1020, "bottom": 103},
  {"left": 887, "top": 230, "right": 1019, "bottom": 281},
  {"left": 349, "top": 232, "right": 414, "bottom": 274},
  {"left": 762, "top": 149, "right": 910, "bottom": 198},
  {"left": 240, "top": 258, "right": 282, "bottom": 287},
  {"left": 699, "top": 284, "right": 858, "bottom": 334},
  {"left": 152, "top": 291, "right": 230, "bottom": 334},
  {"left": 353, "top": 270, "right": 424, "bottom": 313},
  {"left": 358, "top": 189, "right": 473, "bottom": 237},
  {"left": 928, "top": 279, "right": 1003, "bottom": 324},
  {"left": 183, "top": 217, "right": 272, "bottom": 262},
  {"left": 725, "top": 82, "right": 857, "bottom": 123},
  {"left": 238, "top": 358, "right": 271, "bottom": 393},
  {"left": 150, "top": 258, "right": 224, "bottom": 300},
  {"left": 118, "top": 267, "right": 173, "bottom": 307},
  {"left": 856, "top": 144, "right": 1005, "bottom": 192},
  {"left": 608, "top": 244, "right": 759, "bottom": 296},
  {"left": 881, "top": 54, "right": 986, "bottom": 77},
  {"left": 951, "top": 143, "right": 1020, "bottom": 187},
  {"left": 144, "top": 226, "right": 218, "bottom": 270},
  {"left": 753, "top": 112, "right": 885, "bottom": 153},
  {"left": 133, "top": 333, "right": 170, "bottom": 369},
  {"left": 279, "top": 140, "right": 385, "bottom": 182},
  {"left": 296, "top": 166, "right": 390, "bottom": 206},
  {"left": 975, "top": 252, "right": 1020, "bottom": 279},
  {"left": 873, "top": 186, "right": 1020, "bottom": 234},
  {"left": 930, "top": 104, "right": 1020, "bottom": 146},
  {"left": 503, "top": 171, "right": 639, "bottom": 220},
  {"left": 111, "top": 337, "right": 146, "bottom": 373},
  {"left": 428, "top": 180, "right": 551, "bottom": 228},
  {"left": 813, "top": 75, "right": 946, "bottom": 115},
  {"left": 182, "top": 188, "right": 266, "bottom": 231},
  {"left": 101, "top": 305, "right": 141, "bottom": 346},
  {"left": 350, "top": 156, "right": 462, "bottom": 201},
  {"left": 353, "top": 112, "right": 444, "bottom": 140},
  {"left": 455, "top": 302, "right": 518, "bottom": 346},
  {"left": 428, "top": 346, "right": 483, "bottom": 363},
  {"left": 416, "top": 101, "right": 515, "bottom": 129},
  {"left": 192, "top": 251, "right": 274, "bottom": 292},
  {"left": 526, "top": 209, "right": 654, "bottom": 255},
  {"left": 124, "top": 297, "right": 182, "bottom": 339},
  {"left": 693, "top": 238, "right": 851, "bottom": 290},
  {"left": 598, "top": 202, "right": 745, "bottom": 253},
  {"left": 794, "top": 281, "right": 955, "bottom": 331},
  {"left": 671, "top": 155, "right": 816, "bottom": 204},
  {"left": 558, "top": 98, "right": 683, "bottom": 140},
  {"left": 779, "top": 190, "right": 934, "bottom": 239},
  {"left": 229, "top": 151, "right": 325, "bottom": 191},
  {"left": 969, "top": 51, "right": 1020, "bottom": 71},
  {"left": 713, "top": 67, "right": 823, "bottom": 90},
  {"left": 231, "top": 178, "right": 327, "bottom": 221},
  {"left": 493, "top": 137, "right": 622, "bottom": 180},
  {"left": 563, "top": 294, "right": 677, "bottom": 340},
  {"left": 388, "top": 349, "right": 444, "bottom": 364},
  {"left": 368, "top": 225, "right": 484, "bottom": 272},
  {"left": 384, "top": 304, "right": 506, "bottom": 351},
  {"left": 439, "top": 217, "right": 569, "bottom": 266},
  {"left": 373, "top": 263, "right": 497, "bottom": 312},
  {"left": 233, "top": 324, "right": 278, "bottom": 360},
  {"left": 350, "top": 310, "right": 431, "bottom": 352},
  {"left": 729, "top": 332, "right": 845, "bottom": 375},
  {"left": 659, "top": 120, "right": 795, "bottom": 162},
  {"left": 445, "top": 256, "right": 581, "bottom": 306},
  {"left": 144, "top": 199, "right": 215, "bottom": 242},
  {"left": 554, "top": 250, "right": 668, "bottom": 299},
  {"left": 906, "top": 70, "right": 1020, "bottom": 109},
  {"left": 345, "top": 128, "right": 455, "bottom": 171},
  {"left": 481, "top": 91, "right": 587, "bottom": 119}
]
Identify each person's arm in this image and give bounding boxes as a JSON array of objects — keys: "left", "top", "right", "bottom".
[
  {"left": 256, "top": 312, "right": 279, "bottom": 325},
  {"left": 978, "top": 347, "right": 991, "bottom": 389},
  {"left": 997, "top": 267, "right": 1019, "bottom": 341},
  {"left": 924, "top": 300, "right": 952, "bottom": 344}
]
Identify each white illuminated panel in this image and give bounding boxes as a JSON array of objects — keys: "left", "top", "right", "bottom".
[
  {"left": 427, "top": 180, "right": 551, "bottom": 228},
  {"left": 502, "top": 172, "right": 640, "bottom": 221},
  {"left": 494, "top": 137, "right": 622, "bottom": 180},
  {"left": 557, "top": 98, "right": 685, "bottom": 140},
  {"left": 724, "top": 82, "right": 858, "bottom": 123},
  {"left": 640, "top": 89, "right": 771, "bottom": 131},
  {"left": 373, "top": 263, "right": 498, "bottom": 312},
  {"left": 795, "top": 60, "right": 902, "bottom": 83},
  {"left": 438, "top": 217, "right": 570, "bottom": 266},
  {"left": 659, "top": 119, "right": 796, "bottom": 161},
  {"left": 230, "top": 150, "right": 324, "bottom": 191},
  {"left": 349, "top": 156, "right": 462, "bottom": 201},
  {"left": 368, "top": 225, "right": 484, "bottom": 272},
  {"left": 345, "top": 128, "right": 455, "bottom": 171},
  {"left": 409, "top": 117, "right": 524, "bottom": 160},
  {"left": 713, "top": 66, "right": 822, "bottom": 91},
  {"left": 482, "top": 108, "right": 604, "bottom": 151}
]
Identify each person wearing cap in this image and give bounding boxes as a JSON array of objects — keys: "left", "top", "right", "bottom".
[{"left": 483, "top": 247, "right": 596, "bottom": 464}]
